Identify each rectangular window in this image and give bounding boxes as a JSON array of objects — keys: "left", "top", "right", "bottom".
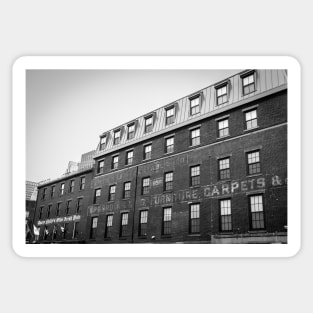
[
  {"left": 220, "top": 199, "right": 232, "bottom": 231},
  {"left": 165, "top": 137, "right": 174, "bottom": 154},
  {"left": 120, "top": 213, "right": 129, "bottom": 237},
  {"left": 94, "top": 188, "right": 101, "bottom": 204},
  {"left": 142, "top": 177, "right": 150, "bottom": 195},
  {"left": 190, "top": 165, "right": 200, "bottom": 186},
  {"left": 190, "top": 128, "right": 200, "bottom": 146},
  {"left": 113, "top": 130, "right": 121, "bottom": 145},
  {"left": 60, "top": 183, "right": 65, "bottom": 196},
  {"left": 190, "top": 96, "right": 200, "bottom": 115},
  {"left": 218, "top": 118, "right": 229, "bottom": 137},
  {"left": 190, "top": 204, "right": 200, "bottom": 234},
  {"left": 109, "top": 185, "right": 116, "bottom": 201},
  {"left": 216, "top": 85, "right": 228, "bottom": 105},
  {"left": 164, "top": 172, "right": 173, "bottom": 191},
  {"left": 76, "top": 198, "right": 82, "bottom": 213},
  {"left": 90, "top": 217, "right": 98, "bottom": 239},
  {"left": 247, "top": 151, "right": 261, "bottom": 175},
  {"left": 73, "top": 222, "right": 79, "bottom": 239},
  {"left": 162, "top": 207, "right": 172, "bottom": 235},
  {"left": 166, "top": 107, "right": 174, "bottom": 125},
  {"left": 69, "top": 180, "right": 75, "bottom": 193},
  {"left": 242, "top": 73, "right": 255, "bottom": 95},
  {"left": 144, "top": 144, "right": 152, "bottom": 160},
  {"left": 126, "top": 150, "right": 133, "bottom": 165},
  {"left": 100, "top": 136, "right": 106, "bottom": 150},
  {"left": 97, "top": 160, "right": 104, "bottom": 174},
  {"left": 44, "top": 225, "right": 49, "bottom": 240},
  {"left": 66, "top": 200, "right": 71, "bottom": 215},
  {"left": 245, "top": 109, "right": 258, "bottom": 130},
  {"left": 112, "top": 155, "right": 119, "bottom": 169},
  {"left": 219, "top": 158, "right": 230, "bottom": 180},
  {"left": 250, "top": 195, "right": 265, "bottom": 229},
  {"left": 47, "top": 205, "right": 51, "bottom": 218},
  {"left": 128, "top": 123, "right": 135, "bottom": 140},
  {"left": 139, "top": 210, "right": 148, "bottom": 236},
  {"left": 64, "top": 223, "right": 69, "bottom": 239},
  {"left": 42, "top": 188, "right": 47, "bottom": 200},
  {"left": 51, "top": 185, "right": 55, "bottom": 198},
  {"left": 80, "top": 177, "right": 85, "bottom": 190},
  {"left": 56, "top": 203, "right": 61, "bottom": 216},
  {"left": 52, "top": 225, "right": 57, "bottom": 240},
  {"left": 145, "top": 116, "right": 153, "bottom": 133},
  {"left": 105, "top": 215, "right": 113, "bottom": 238},
  {"left": 39, "top": 207, "right": 43, "bottom": 219},
  {"left": 123, "top": 182, "right": 131, "bottom": 199}
]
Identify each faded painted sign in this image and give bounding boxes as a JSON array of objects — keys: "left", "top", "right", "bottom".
[
  {"left": 88, "top": 200, "right": 132, "bottom": 216},
  {"left": 37, "top": 214, "right": 81, "bottom": 226}
]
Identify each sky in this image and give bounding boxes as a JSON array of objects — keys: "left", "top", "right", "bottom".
[{"left": 26, "top": 69, "right": 241, "bottom": 182}]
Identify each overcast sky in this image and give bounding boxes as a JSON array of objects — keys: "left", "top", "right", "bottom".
[{"left": 26, "top": 69, "right": 241, "bottom": 182}]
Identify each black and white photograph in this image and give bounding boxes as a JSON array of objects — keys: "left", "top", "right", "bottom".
[{"left": 19, "top": 58, "right": 295, "bottom": 253}]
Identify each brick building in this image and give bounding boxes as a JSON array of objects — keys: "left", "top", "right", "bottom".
[{"left": 33, "top": 69, "right": 288, "bottom": 244}]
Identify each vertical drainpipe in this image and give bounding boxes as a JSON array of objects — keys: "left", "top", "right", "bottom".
[{"left": 131, "top": 165, "right": 139, "bottom": 243}]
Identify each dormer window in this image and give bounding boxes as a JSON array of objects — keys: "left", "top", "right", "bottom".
[
  {"left": 145, "top": 115, "right": 153, "bottom": 133},
  {"left": 127, "top": 123, "right": 135, "bottom": 140},
  {"left": 113, "top": 129, "right": 121, "bottom": 145},
  {"left": 189, "top": 94, "right": 201, "bottom": 116},
  {"left": 165, "top": 106, "right": 175, "bottom": 125},
  {"left": 215, "top": 82, "right": 228, "bottom": 105},
  {"left": 241, "top": 71, "right": 256, "bottom": 95},
  {"left": 99, "top": 136, "right": 106, "bottom": 150}
]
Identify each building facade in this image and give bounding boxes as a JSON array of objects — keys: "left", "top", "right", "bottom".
[{"left": 32, "top": 69, "right": 288, "bottom": 244}]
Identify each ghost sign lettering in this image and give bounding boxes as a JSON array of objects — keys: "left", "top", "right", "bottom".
[{"left": 37, "top": 214, "right": 81, "bottom": 226}]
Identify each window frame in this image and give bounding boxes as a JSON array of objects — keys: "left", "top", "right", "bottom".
[
  {"left": 99, "top": 136, "right": 106, "bottom": 150},
  {"left": 123, "top": 181, "right": 131, "bottom": 199},
  {"left": 113, "top": 129, "right": 121, "bottom": 145},
  {"left": 51, "top": 185, "right": 56, "bottom": 198},
  {"left": 217, "top": 118, "right": 229, "bottom": 138},
  {"left": 162, "top": 207, "right": 172, "bottom": 235},
  {"left": 42, "top": 188, "right": 47, "bottom": 200},
  {"left": 249, "top": 194, "right": 265, "bottom": 230},
  {"left": 47, "top": 204, "right": 52, "bottom": 218},
  {"left": 94, "top": 188, "right": 101, "bottom": 204},
  {"left": 165, "top": 136, "right": 174, "bottom": 154},
  {"left": 165, "top": 106, "right": 175, "bottom": 125},
  {"left": 189, "top": 95, "right": 201, "bottom": 116},
  {"left": 144, "top": 115, "right": 153, "bottom": 133},
  {"left": 142, "top": 177, "right": 150, "bottom": 195},
  {"left": 241, "top": 71, "right": 256, "bottom": 96},
  {"left": 189, "top": 203, "right": 200, "bottom": 234},
  {"left": 190, "top": 127, "right": 201, "bottom": 146},
  {"left": 104, "top": 214, "right": 114, "bottom": 238},
  {"left": 247, "top": 150, "right": 261, "bottom": 175},
  {"left": 97, "top": 159, "right": 105, "bottom": 174},
  {"left": 164, "top": 172, "right": 173, "bottom": 191},
  {"left": 120, "top": 212, "right": 129, "bottom": 237},
  {"left": 127, "top": 123, "right": 135, "bottom": 140},
  {"left": 245, "top": 108, "right": 258, "bottom": 130},
  {"left": 215, "top": 83, "right": 228, "bottom": 105},
  {"left": 218, "top": 157, "right": 231, "bottom": 180},
  {"left": 56, "top": 203, "right": 61, "bottom": 217},
  {"left": 69, "top": 179, "right": 75, "bottom": 193},
  {"left": 190, "top": 165, "right": 200, "bottom": 186},
  {"left": 73, "top": 221, "right": 79, "bottom": 239},
  {"left": 112, "top": 155, "right": 119, "bottom": 170},
  {"left": 76, "top": 197, "right": 82, "bottom": 213},
  {"left": 90, "top": 216, "right": 98, "bottom": 239},
  {"left": 139, "top": 210, "right": 148, "bottom": 236},
  {"left": 126, "top": 150, "right": 134, "bottom": 165},
  {"left": 219, "top": 199, "right": 232, "bottom": 232},
  {"left": 108, "top": 185, "right": 116, "bottom": 201},
  {"left": 66, "top": 199, "right": 71, "bottom": 215},
  {"left": 60, "top": 183, "right": 65, "bottom": 196},
  {"left": 143, "top": 144, "right": 152, "bottom": 160},
  {"left": 80, "top": 176, "right": 85, "bottom": 190}
]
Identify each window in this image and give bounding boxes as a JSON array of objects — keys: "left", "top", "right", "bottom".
[
  {"left": 80, "top": 177, "right": 85, "bottom": 190},
  {"left": 247, "top": 151, "right": 261, "bottom": 175},
  {"left": 218, "top": 118, "right": 229, "bottom": 137},
  {"left": 128, "top": 123, "right": 135, "bottom": 140},
  {"left": 144, "top": 144, "right": 152, "bottom": 160},
  {"left": 73, "top": 222, "right": 79, "bottom": 239},
  {"left": 97, "top": 160, "right": 104, "bottom": 174},
  {"left": 165, "top": 137, "right": 174, "bottom": 154},
  {"left": 123, "top": 182, "right": 131, "bottom": 199},
  {"left": 190, "top": 128, "right": 200, "bottom": 146},
  {"left": 90, "top": 217, "right": 98, "bottom": 239},
  {"left": 190, "top": 204, "right": 200, "bottom": 234},
  {"left": 245, "top": 109, "right": 258, "bottom": 130},
  {"left": 109, "top": 185, "right": 116, "bottom": 201},
  {"left": 60, "top": 183, "right": 65, "bottom": 196},
  {"left": 64, "top": 223, "right": 69, "bottom": 239},
  {"left": 190, "top": 96, "right": 200, "bottom": 115},
  {"left": 42, "top": 188, "right": 47, "bottom": 200},
  {"left": 66, "top": 200, "right": 71, "bottom": 215},
  {"left": 112, "top": 155, "right": 119, "bottom": 169},
  {"left": 105, "top": 215, "right": 113, "bottom": 238},
  {"left": 47, "top": 205, "right": 51, "bottom": 218},
  {"left": 164, "top": 172, "right": 173, "bottom": 191},
  {"left": 142, "top": 177, "right": 150, "bottom": 195},
  {"left": 39, "top": 207, "right": 43, "bottom": 219},
  {"left": 162, "top": 207, "right": 172, "bottom": 235},
  {"left": 190, "top": 165, "right": 200, "bottom": 186},
  {"left": 76, "top": 198, "right": 82, "bottom": 213},
  {"left": 113, "top": 129, "right": 121, "bottom": 145},
  {"left": 120, "top": 213, "right": 129, "bottom": 237},
  {"left": 165, "top": 107, "right": 175, "bottom": 125},
  {"left": 219, "top": 158, "right": 230, "bottom": 180},
  {"left": 250, "top": 195, "right": 265, "bottom": 229},
  {"left": 100, "top": 136, "right": 106, "bottom": 150},
  {"left": 139, "top": 210, "right": 148, "bottom": 236},
  {"left": 44, "top": 225, "right": 49, "bottom": 240},
  {"left": 94, "top": 188, "right": 101, "bottom": 204},
  {"left": 69, "top": 180, "right": 75, "bottom": 193},
  {"left": 242, "top": 73, "right": 255, "bottom": 95},
  {"left": 126, "top": 150, "right": 133, "bottom": 165},
  {"left": 52, "top": 225, "right": 57, "bottom": 240},
  {"left": 51, "top": 186, "right": 55, "bottom": 198},
  {"left": 220, "top": 199, "right": 232, "bottom": 231},
  {"left": 145, "top": 116, "right": 153, "bottom": 133},
  {"left": 216, "top": 85, "right": 228, "bottom": 105},
  {"left": 56, "top": 203, "right": 61, "bottom": 216}
]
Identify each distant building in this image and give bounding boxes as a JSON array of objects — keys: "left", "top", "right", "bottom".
[
  {"left": 32, "top": 70, "right": 287, "bottom": 244},
  {"left": 26, "top": 181, "right": 38, "bottom": 243}
]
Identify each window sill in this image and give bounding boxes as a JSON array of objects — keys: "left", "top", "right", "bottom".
[
  {"left": 189, "top": 112, "right": 201, "bottom": 117},
  {"left": 142, "top": 158, "right": 151, "bottom": 163},
  {"left": 217, "top": 135, "right": 230, "bottom": 140},
  {"left": 189, "top": 143, "right": 201, "bottom": 148},
  {"left": 164, "top": 152, "right": 174, "bottom": 156},
  {"left": 244, "top": 126, "right": 259, "bottom": 132},
  {"left": 163, "top": 190, "right": 173, "bottom": 194},
  {"left": 248, "top": 230, "right": 266, "bottom": 234},
  {"left": 246, "top": 173, "right": 262, "bottom": 178}
]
